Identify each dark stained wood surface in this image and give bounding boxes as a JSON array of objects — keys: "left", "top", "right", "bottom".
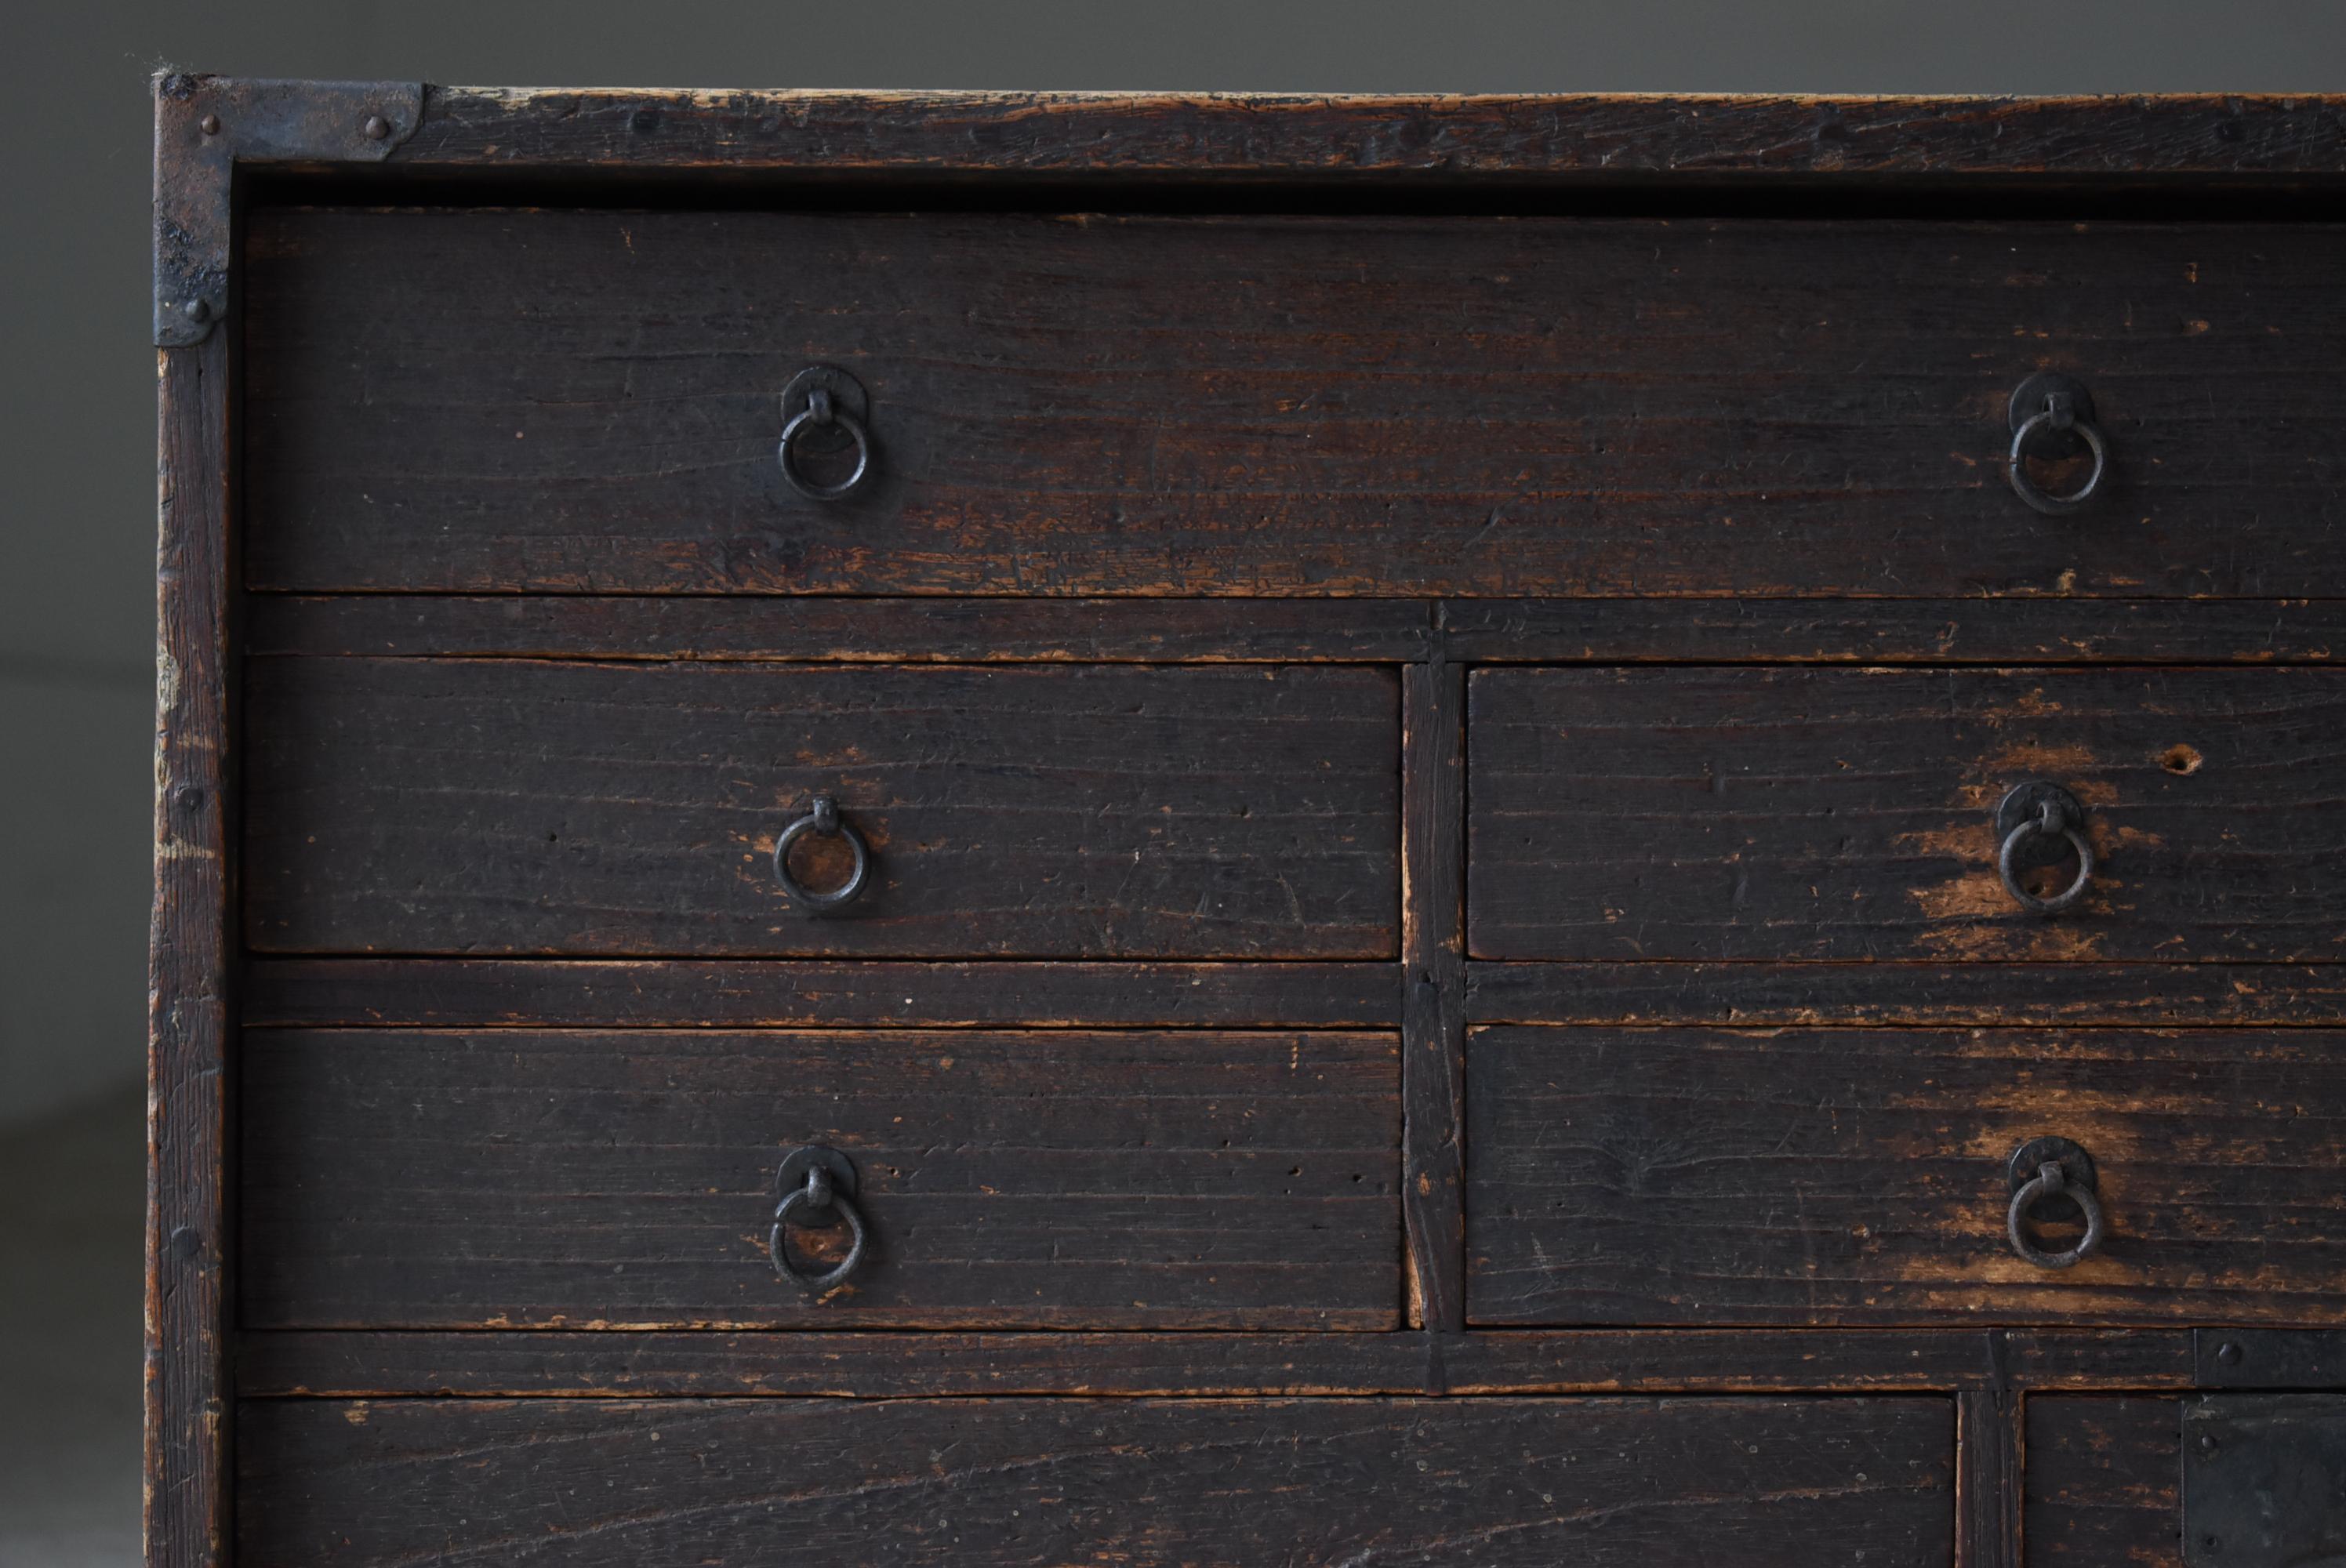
[
  {"left": 2025, "top": 1396, "right": 2182, "bottom": 1566},
  {"left": 1469, "top": 668, "right": 2346, "bottom": 963},
  {"left": 394, "top": 88, "right": 2346, "bottom": 180},
  {"left": 245, "top": 211, "right": 2346, "bottom": 600},
  {"left": 240, "top": 1028, "right": 1400, "bottom": 1329},
  {"left": 1438, "top": 597, "right": 2346, "bottom": 665},
  {"left": 149, "top": 329, "right": 232, "bottom": 1568},
  {"left": 243, "top": 659, "right": 1399, "bottom": 958},
  {"left": 248, "top": 593, "right": 2346, "bottom": 666},
  {"left": 245, "top": 594, "right": 1434, "bottom": 662},
  {"left": 1468, "top": 1027, "right": 2346, "bottom": 1327},
  {"left": 1957, "top": 1391, "right": 2024, "bottom": 1568},
  {"left": 1401, "top": 660, "right": 1466, "bottom": 1333},
  {"left": 1466, "top": 961, "right": 2346, "bottom": 1027},
  {"left": 241, "top": 958, "right": 1401, "bottom": 1029},
  {"left": 235, "top": 1396, "right": 1956, "bottom": 1567},
  {"left": 237, "top": 1327, "right": 2194, "bottom": 1399}
]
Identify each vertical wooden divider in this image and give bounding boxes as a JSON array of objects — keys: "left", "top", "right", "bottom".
[
  {"left": 151, "top": 328, "right": 234, "bottom": 1568},
  {"left": 1401, "top": 656, "right": 1467, "bottom": 1367},
  {"left": 1956, "top": 1388, "right": 2025, "bottom": 1568}
]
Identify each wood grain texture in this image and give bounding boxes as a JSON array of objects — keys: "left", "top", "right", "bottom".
[
  {"left": 2025, "top": 1396, "right": 2182, "bottom": 1566},
  {"left": 1468, "top": 1027, "right": 2346, "bottom": 1327},
  {"left": 1957, "top": 1391, "right": 2024, "bottom": 1568},
  {"left": 237, "top": 1327, "right": 2192, "bottom": 1399},
  {"left": 245, "top": 210, "right": 2346, "bottom": 599},
  {"left": 245, "top": 594, "right": 1434, "bottom": 662},
  {"left": 240, "top": 1029, "right": 1400, "bottom": 1329},
  {"left": 234, "top": 1396, "right": 1956, "bottom": 1567},
  {"left": 240, "top": 958, "right": 1402, "bottom": 1029},
  {"left": 247, "top": 593, "right": 2346, "bottom": 665},
  {"left": 1439, "top": 597, "right": 2346, "bottom": 665},
  {"left": 1469, "top": 667, "right": 2346, "bottom": 963},
  {"left": 243, "top": 659, "right": 1399, "bottom": 958},
  {"left": 1466, "top": 961, "right": 2346, "bottom": 1027},
  {"left": 149, "top": 332, "right": 231, "bottom": 1568},
  {"left": 395, "top": 86, "right": 2346, "bottom": 179},
  {"left": 1402, "top": 661, "right": 1466, "bottom": 1334}
]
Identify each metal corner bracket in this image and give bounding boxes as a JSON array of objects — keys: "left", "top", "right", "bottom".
[{"left": 154, "top": 74, "right": 424, "bottom": 347}]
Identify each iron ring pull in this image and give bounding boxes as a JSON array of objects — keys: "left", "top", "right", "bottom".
[
  {"left": 1997, "top": 796, "right": 2095, "bottom": 915},
  {"left": 2006, "top": 1158, "right": 2107, "bottom": 1270},
  {"left": 778, "top": 385, "right": 872, "bottom": 502},
  {"left": 2006, "top": 388, "right": 2109, "bottom": 516},
  {"left": 770, "top": 1163, "right": 870, "bottom": 1295},
  {"left": 772, "top": 795, "right": 870, "bottom": 913}
]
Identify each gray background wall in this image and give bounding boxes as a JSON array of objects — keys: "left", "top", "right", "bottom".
[{"left": 2, "top": 3, "right": 2340, "bottom": 1563}]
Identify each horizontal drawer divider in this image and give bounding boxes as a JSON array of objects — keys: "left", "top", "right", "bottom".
[
  {"left": 245, "top": 593, "right": 2346, "bottom": 666},
  {"left": 242, "top": 959, "right": 1403, "bottom": 1029},
  {"left": 235, "top": 1327, "right": 2195, "bottom": 1399},
  {"left": 1469, "top": 961, "right": 2346, "bottom": 1026}
]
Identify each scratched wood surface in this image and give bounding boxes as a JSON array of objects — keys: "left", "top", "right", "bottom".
[
  {"left": 240, "top": 1028, "right": 1400, "bottom": 1329},
  {"left": 1468, "top": 1027, "right": 2346, "bottom": 1327},
  {"left": 2025, "top": 1397, "right": 2183, "bottom": 1566},
  {"left": 394, "top": 88, "right": 2346, "bottom": 180},
  {"left": 234, "top": 1396, "right": 1955, "bottom": 1566},
  {"left": 1469, "top": 667, "right": 2346, "bottom": 963},
  {"left": 243, "top": 659, "right": 1399, "bottom": 958},
  {"left": 244, "top": 211, "right": 2346, "bottom": 599}
]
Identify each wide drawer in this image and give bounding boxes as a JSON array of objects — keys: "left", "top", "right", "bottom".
[
  {"left": 237, "top": 1396, "right": 1953, "bottom": 1566},
  {"left": 244, "top": 659, "right": 1398, "bottom": 957},
  {"left": 245, "top": 210, "right": 2346, "bottom": 599},
  {"left": 1468, "top": 1026, "right": 2346, "bottom": 1326},
  {"left": 1469, "top": 667, "right": 2346, "bottom": 962},
  {"left": 240, "top": 1028, "right": 1400, "bottom": 1329}
]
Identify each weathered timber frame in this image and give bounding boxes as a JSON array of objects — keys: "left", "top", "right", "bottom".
[{"left": 156, "top": 75, "right": 2346, "bottom": 1568}]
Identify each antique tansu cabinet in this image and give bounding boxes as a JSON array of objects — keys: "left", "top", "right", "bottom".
[{"left": 152, "top": 78, "right": 2346, "bottom": 1565}]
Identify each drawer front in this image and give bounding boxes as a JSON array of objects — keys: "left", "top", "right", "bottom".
[
  {"left": 1469, "top": 667, "right": 2346, "bottom": 962},
  {"left": 1468, "top": 1027, "right": 2346, "bottom": 1327},
  {"left": 245, "top": 659, "right": 1398, "bottom": 957},
  {"left": 246, "top": 210, "right": 2345, "bottom": 599},
  {"left": 237, "top": 1396, "right": 1953, "bottom": 1566},
  {"left": 241, "top": 1029, "right": 1400, "bottom": 1329}
]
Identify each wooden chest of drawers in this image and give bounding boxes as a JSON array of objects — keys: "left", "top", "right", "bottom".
[{"left": 154, "top": 79, "right": 2346, "bottom": 1566}]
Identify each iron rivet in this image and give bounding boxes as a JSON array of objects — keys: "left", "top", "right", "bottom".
[
  {"left": 2215, "top": 1340, "right": 2243, "bottom": 1366},
  {"left": 198, "top": 114, "right": 221, "bottom": 136},
  {"left": 181, "top": 299, "right": 212, "bottom": 323},
  {"left": 363, "top": 114, "right": 390, "bottom": 140},
  {"left": 2205, "top": 1534, "right": 2221, "bottom": 1552},
  {"left": 2197, "top": 1433, "right": 2219, "bottom": 1455}
]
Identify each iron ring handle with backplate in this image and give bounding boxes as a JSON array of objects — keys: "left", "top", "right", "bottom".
[
  {"left": 2006, "top": 1156, "right": 2107, "bottom": 1270},
  {"left": 1996, "top": 789, "right": 2095, "bottom": 915},
  {"left": 772, "top": 795, "right": 870, "bottom": 913},
  {"left": 770, "top": 1151, "right": 870, "bottom": 1295},
  {"left": 778, "top": 385, "right": 873, "bottom": 502},
  {"left": 2006, "top": 383, "right": 2109, "bottom": 516}
]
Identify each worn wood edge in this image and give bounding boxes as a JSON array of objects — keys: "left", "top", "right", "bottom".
[
  {"left": 240, "top": 959, "right": 1405, "bottom": 1029},
  {"left": 150, "top": 336, "right": 231, "bottom": 1566},
  {"left": 242, "top": 595, "right": 1436, "bottom": 662},
  {"left": 382, "top": 86, "right": 2346, "bottom": 178},
  {"left": 1956, "top": 1389, "right": 2026, "bottom": 1568},
  {"left": 244, "top": 595, "right": 2344, "bottom": 663},
  {"left": 1466, "top": 962, "right": 2346, "bottom": 1027},
  {"left": 233, "top": 1328, "right": 2194, "bottom": 1399},
  {"left": 1438, "top": 598, "right": 2346, "bottom": 663},
  {"left": 1401, "top": 662, "right": 1466, "bottom": 1341}
]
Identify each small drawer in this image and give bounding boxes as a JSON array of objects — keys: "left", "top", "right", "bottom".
[
  {"left": 245, "top": 659, "right": 1398, "bottom": 958},
  {"left": 245, "top": 209, "right": 2346, "bottom": 601},
  {"left": 240, "top": 1028, "right": 1400, "bottom": 1330},
  {"left": 1467, "top": 1026, "right": 2346, "bottom": 1327},
  {"left": 1469, "top": 667, "right": 2346, "bottom": 963},
  {"left": 238, "top": 1396, "right": 1953, "bottom": 1566}
]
